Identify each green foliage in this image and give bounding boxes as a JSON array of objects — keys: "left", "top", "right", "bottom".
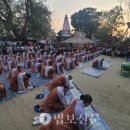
[
  {"left": 71, "top": 8, "right": 101, "bottom": 38},
  {"left": 95, "top": 6, "right": 125, "bottom": 43},
  {"left": 0, "top": 0, "right": 53, "bottom": 39},
  {"left": 71, "top": 6, "right": 125, "bottom": 43}
]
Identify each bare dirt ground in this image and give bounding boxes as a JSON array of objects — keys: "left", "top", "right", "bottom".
[{"left": 0, "top": 56, "right": 130, "bottom": 130}]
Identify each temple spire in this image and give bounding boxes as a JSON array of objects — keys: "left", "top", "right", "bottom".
[{"left": 62, "top": 14, "right": 71, "bottom": 37}]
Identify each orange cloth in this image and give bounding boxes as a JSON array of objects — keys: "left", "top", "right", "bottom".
[
  {"left": 40, "top": 88, "right": 65, "bottom": 113},
  {"left": 9, "top": 73, "right": 19, "bottom": 92},
  {"left": 41, "top": 66, "right": 54, "bottom": 79},
  {"left": 47, "top": 75, "right": 67, "bottom": 91},
  {"left": 92, "top": 60, "right": 98, "bottom": 67},
  {"left": 40, "top": 100, "right": 78, "bottom": 130}
]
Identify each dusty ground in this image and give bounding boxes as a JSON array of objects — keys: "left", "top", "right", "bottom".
[{"left": 0, "top": 56, "right": 130, "bottom": 130}]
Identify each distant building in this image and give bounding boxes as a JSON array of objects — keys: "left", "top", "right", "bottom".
[{"left": 62, "top": 14, "right": 71, "bottom": 37}]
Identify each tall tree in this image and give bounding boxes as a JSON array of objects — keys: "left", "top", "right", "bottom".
[
  {"left": 96, "top": 6, "right": 125, "bottom": 43},
  {"left": 71, "top": 8, "right": 101, "bottom": 38},
  {"left": 0, "top": 0, "right": 53, "bottom": 39}
]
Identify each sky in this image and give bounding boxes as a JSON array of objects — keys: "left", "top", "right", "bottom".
[{"left": 44, "top": 0, "right": 119, "bottom": 32}]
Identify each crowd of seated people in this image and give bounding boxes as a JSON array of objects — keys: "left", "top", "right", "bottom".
[
  {"left": 0, "top": 41, "right": 102, "bottom": 100},
  {"left": 1, "top": 40, "right": 120, "bottom": 129}
]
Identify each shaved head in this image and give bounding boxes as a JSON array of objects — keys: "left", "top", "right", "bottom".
[{"left": 68, "top": 75, "right": 73, "bottom": 80}]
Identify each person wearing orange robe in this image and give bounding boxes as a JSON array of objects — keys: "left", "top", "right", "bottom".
[
  {"left": 9, "top": 65, "right": 23, "bottom": 92},
  {"left": 64, "top": 58, "right": 75, "bottom": 70},
  {"left": 33, "top": 94, "right": 92, "bottom": 129},
  {"left": 40, "top": 60, "right": 54, "bottom": 79},
  {"left": 47, "top": 75, "right": 72, "bottom": 91},
  {"left": 17, "top": 72, "right": 32, "bottom": 91},
  {"left": 34, "top": 86, "right": 68, "bottom": 113},
  {"left": 35, "top": 75, "right": 73, "bottom": 99}
]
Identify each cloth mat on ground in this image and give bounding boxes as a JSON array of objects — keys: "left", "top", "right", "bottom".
[{"left": 81, "top": 61, "right": 113, "bottom": 78}]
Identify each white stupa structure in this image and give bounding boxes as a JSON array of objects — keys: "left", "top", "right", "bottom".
[{"left": 62, "top": 14, "right": 71, "bottom": 37}]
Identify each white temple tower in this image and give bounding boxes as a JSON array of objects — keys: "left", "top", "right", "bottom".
[{"left": 62, "top": 14, "right": 71, "bottom": 37}]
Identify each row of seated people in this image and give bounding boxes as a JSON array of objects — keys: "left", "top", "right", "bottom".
[
  {"left": 0, "top": 57, "right": 105, "bottom": 99},
  {"left": 22, "top": 50, "right": 102, "bottom": 73},
  {"left": 0, "top": 49, "right": 102, "bottom": 72},
  {"left": 33, "top": 74, "right": 93, "bottom": 130},
  {"left": 0, "top": 61, "right": 65, "bottom": 96}
]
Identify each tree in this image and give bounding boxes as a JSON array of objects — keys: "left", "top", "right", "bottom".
[
  {"left": 71, "top": 8, "right": 101, "bottom": 38},
  {"left": 57, "top": 30, "right": 62, "bottom": 37},
  {"left": 0, "top": 0, "right": 53, "bottom": 39},
  {"left": 96, "top": 6, "right": 125, "bottom": 43}
]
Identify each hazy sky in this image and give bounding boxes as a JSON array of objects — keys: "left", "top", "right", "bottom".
[{"left": 45, "top": 0, "right": 119, "bottom": 32}]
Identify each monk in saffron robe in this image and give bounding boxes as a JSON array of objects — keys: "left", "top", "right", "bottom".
[
  {"left": 55, "top": 62, "right": 64, "bottom": 74},
  {"left": 18, "top": 72, "right": 32, "bottom": 90},
  {"left": 40, "top": 60, "right": 54, "bottom": 79},
  {"left": 47, "top": 75, "right": 72, "bottom": 91},
  {"left": 64, "top": 59, "right": 75, "bottom": 70},
  {"left": 34, "top": 94, "right": 92, "bottom": 129},
  {"left": 34, "top": 86, "right": 68, "bottom": 113},
  {"left": 92, "top": 60, "right": 98, "bottom": 67},
  {"left": 9, "top": 66, "right": 23, "bottom": 92},
  {"left": 35, "top": 75, "right": 73, "bottom": 99},
  {"left": 92, "top": 58, "right": 107, "bottom": 70}
]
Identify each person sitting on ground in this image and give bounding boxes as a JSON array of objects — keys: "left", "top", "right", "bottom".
[
  {"left": 40, "top": 61, "right": 54, "bottom": 79},
  {"left": 35, "top": 75, "right": 73, "bottom": 99},
  {"left": 9, "top": 65, "right": 23, "bottom": 92},
  {"left": 33, "top": 94, "right": 92, "bottom": 129},
  {"left": 92, "top": 58, "right": 107, "bottom": 70},
  {"left": 55, "top": 60, "right": 64, "bottom": 74},
  {"left": 17, "top": 72, "right": 32, "bottom": 92},
  {"left": 34, "top": 86, "right": 69, "bottom": 113},
  {"left": 64, "top": 58, "right": 75, "bottom": 70}
]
